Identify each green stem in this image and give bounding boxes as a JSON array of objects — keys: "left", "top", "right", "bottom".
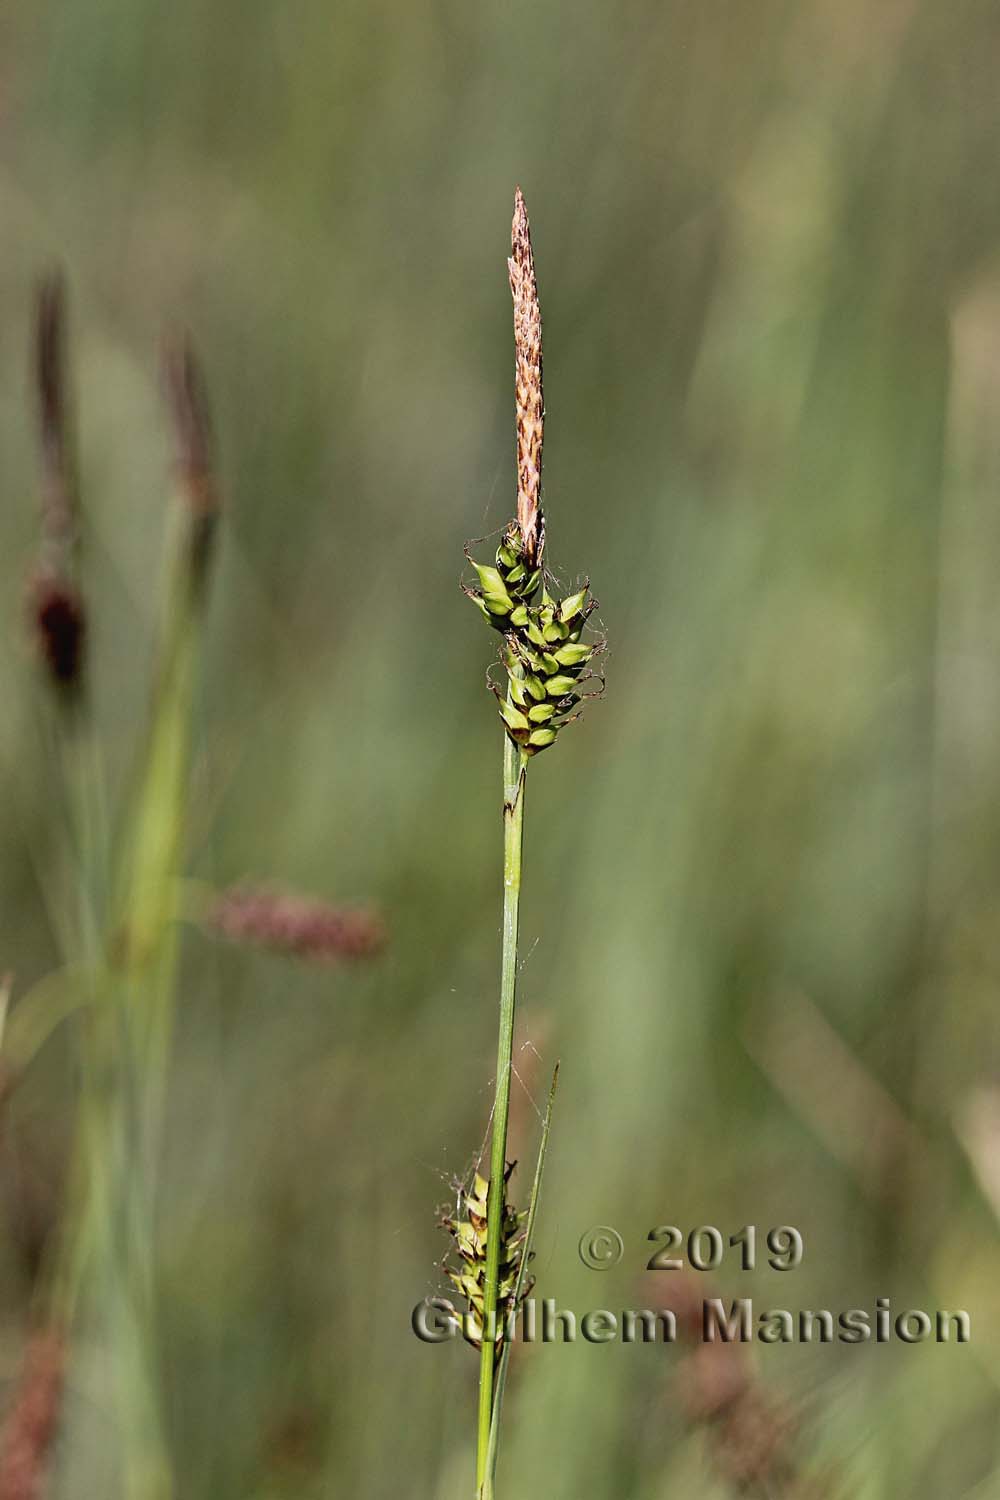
[
  {"left": 483, "top": 1063, "right": 559, "bottom": 1500},
  {"left": 475, "top": 730, "right": 527, "bottom": 1495}
]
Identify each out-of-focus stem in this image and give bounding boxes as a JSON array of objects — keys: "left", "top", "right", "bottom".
[{"left": 52, "top": 336, "right": 218, "bottom": 1500}]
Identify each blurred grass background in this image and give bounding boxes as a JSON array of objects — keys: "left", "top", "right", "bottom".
[{"left": 3, "top": 0, "right": 1000, "bottom": 1495}]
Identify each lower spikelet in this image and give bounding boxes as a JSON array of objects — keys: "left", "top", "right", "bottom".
[{"left": 440, "top": 1164, "right": 530, "bottom": 1361}]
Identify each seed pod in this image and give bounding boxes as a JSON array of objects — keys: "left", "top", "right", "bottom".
[
  {"left": 553, "top": 642, "right": 592, "bottom": 668},
  {"left": 527, "top": 727, "right": 557, "bottom": 749},
  {"left": 499, "top": 699, "right": 531, "bottom": 735},
  {"left": 559, "top": 588, "right": 590, "bottom": 623}
]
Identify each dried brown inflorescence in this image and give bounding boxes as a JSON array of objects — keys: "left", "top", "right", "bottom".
[
  {"left": 35, "top": 277, "right": 78, "bottom": 566},
  {"left": 208, "top": 885, "right": 386, "bottom": 962},
  {"left": 0, "top": 1327, "right": 66, "bottom": 1500},
  {"left": 509, "top": 188, "right": 544, "bottom": 570},
  {"left": 29, "top": 275, "right": 86, "bottom": 697},
  {"left": 26, "top": 578, "right": 86, "bottom": 692},
  {"left": 657, "top": 1277, "right": 833, "bottom": 1499},
  {"left": 682, "top": 1342, "right": 804, "bottom": 1494}
]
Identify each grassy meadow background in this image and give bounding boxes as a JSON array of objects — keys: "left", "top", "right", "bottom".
[{"left": 2, "top": 1, "right": 1000, "bottom": 1495}]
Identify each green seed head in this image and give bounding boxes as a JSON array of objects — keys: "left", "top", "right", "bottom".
[
  {"left": 494, "top": 522, "right": 542, "bottom": 604},
  {"left": 441, "top": 1162, "right": 529, "bottom": 1361},
  {"left": 466, "top": 515, "right": 602, "bottom": 755}
]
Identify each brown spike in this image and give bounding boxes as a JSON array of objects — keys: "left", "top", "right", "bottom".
[
  {"left": 35, "top": 274, "right": 79, "bottom": 546},
  {"left": 30, "top": 274, "right": 85, "bottom": 695},
  {"left": 162, "top": 332, "right": 220, "bottom": 588},
  {"left": 36, "top": 275, "right": 71, "bottom": 520},
  {"left": 508, "top": 189, "right": 544, "bottom": 569},
  {"left": 162, "top": 333, "right": 216, "bottom": 518}
]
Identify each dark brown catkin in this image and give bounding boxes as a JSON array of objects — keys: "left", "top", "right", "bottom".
[{"left": 29, "top": 275, "right": 86, "bottom": 696}]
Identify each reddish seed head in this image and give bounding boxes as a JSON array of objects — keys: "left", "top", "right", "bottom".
[
  {"left": 209, "top": 885, "right": 386, "bottom": 962},
  {"left": 0, "top": 1326, "right": 66, "bottom": 1500}
]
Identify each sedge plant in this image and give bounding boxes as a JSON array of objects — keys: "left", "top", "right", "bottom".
[
  {"left": 4, "top": 282, "right": 383, "bottom": 1500},
  {"left": 448, "top": 189, "right": 603, "bottom": 1499},
  {"left": 27, "top": 290, "right": 221, "bottom": 1500}
]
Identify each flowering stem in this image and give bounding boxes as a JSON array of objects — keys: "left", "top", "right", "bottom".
[{"left": 475, "top": 725, "right": 527, "bottom": 1494}]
